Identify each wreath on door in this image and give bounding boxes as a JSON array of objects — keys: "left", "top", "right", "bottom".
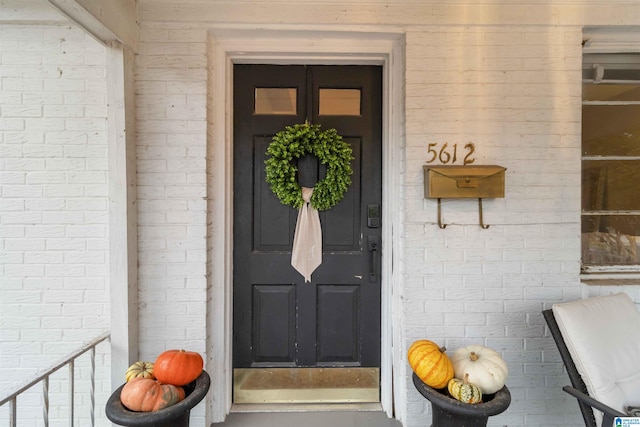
[{"left": 265, "top": 123, "right": 353, "bottom": 211}]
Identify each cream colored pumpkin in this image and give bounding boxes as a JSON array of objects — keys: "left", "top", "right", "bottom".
[{"left": 450, "top": 345, "right": 508, "bottom": 394}]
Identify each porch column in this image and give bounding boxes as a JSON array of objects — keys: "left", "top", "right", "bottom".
[{"left": 107, "top": 41, "right": 138, "bottom": 390}]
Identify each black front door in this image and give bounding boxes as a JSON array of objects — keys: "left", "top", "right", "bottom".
[{"left": 233, "top": 64, "right": 382, "bottom": 371}]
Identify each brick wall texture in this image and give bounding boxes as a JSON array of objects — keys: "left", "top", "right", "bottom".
[
  {"left": 0, "top": 24, "right": 111, "bottom": 425},
  {"left": 3, "top": 12, "right": 640, "bottom": 427}
]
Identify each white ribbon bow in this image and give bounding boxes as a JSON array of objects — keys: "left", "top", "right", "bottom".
[{"left": 291, "top": 187, "right": 322, "bottom": 283}]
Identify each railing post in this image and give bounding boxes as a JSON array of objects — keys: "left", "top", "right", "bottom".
[
  {"left": 43, "top": 376, "right": 49, "bottom": 427},
  {"left": 69, "top": 361, "right": 74, "bottom": 427},
  {"left": 9, "top": 398, "right": 16, "bottom": 427},
  {"left": 91, "top": 346, "right": 96, "bottom": 427}
]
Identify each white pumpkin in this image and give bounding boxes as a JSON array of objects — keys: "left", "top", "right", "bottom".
[{"left": 451, "top": 345, "right": 508, "bottom": 394}]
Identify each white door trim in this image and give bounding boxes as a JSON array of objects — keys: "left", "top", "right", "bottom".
[{"left": 206, "top": 28, "right": 406, "bottom": 425}]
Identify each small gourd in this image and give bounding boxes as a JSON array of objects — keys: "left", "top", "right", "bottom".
[
  {"left": 407, "top": 340, "right": 455, "bottom": 389},
  {"left": 448, "top": 374, "right": 483, "bottom": 404},
  {"left": 125, "top": 361, "right": 155, "bottom": 382}
]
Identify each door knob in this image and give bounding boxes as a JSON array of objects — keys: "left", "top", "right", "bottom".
[{"left": 368, "top": 235, "right": 379, "bottom": 283}]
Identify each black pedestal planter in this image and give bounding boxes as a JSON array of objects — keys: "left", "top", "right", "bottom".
[
  {"left": 412, "top": 373, "right": 511, "bottom": 427},
  {"left": 106, "top": 370, "right": 210, "bottom": 427}
]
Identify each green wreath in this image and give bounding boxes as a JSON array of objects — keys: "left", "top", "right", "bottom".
[{"left": 265, "top": 123, "right": 353, "bottom": 211}]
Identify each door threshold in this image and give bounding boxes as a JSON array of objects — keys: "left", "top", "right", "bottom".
[
  {"left": 231, "top": 402, "right": 384, "bottom": 413},
  {"left": 233, "top": 367, "right": 380, "bottom": 405}
]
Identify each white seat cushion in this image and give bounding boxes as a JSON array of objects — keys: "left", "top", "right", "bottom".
[{"left": 552, "top": 293, "right": 640, "bottom": 426}]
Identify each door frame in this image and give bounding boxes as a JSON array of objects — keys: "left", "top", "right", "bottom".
[{"left": 206, "top": 28, "right": 405, "bottom": 424}]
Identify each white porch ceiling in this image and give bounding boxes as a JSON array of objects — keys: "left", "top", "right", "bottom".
[{"left": 0, "top": 0, "right": 67, "bottom": 24}]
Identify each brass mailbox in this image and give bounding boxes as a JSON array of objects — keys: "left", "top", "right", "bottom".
[
  {"left": 424, "top": 165, "right": 506, "bottom": 199},
  {"left": 423, "top": 165, "right": 507, "bottom": 229}
]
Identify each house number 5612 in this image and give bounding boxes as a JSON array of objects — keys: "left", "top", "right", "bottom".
[{"left": 426, "top": 142, "right": 476, "bottom": 165}]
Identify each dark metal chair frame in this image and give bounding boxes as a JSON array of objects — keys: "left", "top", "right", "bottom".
[{"left": 543, "top": 309, "right": 626, "bottom": 427}]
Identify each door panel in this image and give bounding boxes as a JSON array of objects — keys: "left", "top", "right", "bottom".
[
  {"left": 253, "top": 136, "right": 295, "bottom": 251},
  {"left": 322, "top": 137, "right": 361, "bottom": 250},
  {"left": 252, "top": 285, "right": 296, "bottom": 363},
  {"left": 233, "top": 64, "right": 382, "bottom": 372},
  {"left": 317, "top": 285, "right": 360, "bottom": 364}
]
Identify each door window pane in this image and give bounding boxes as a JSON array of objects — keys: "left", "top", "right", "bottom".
[
  {"left": 254, "top": 88, "right": 297, "bottom": 115},
  {"left": 319, "top": 89, "right": 361, "bottom": 116}
]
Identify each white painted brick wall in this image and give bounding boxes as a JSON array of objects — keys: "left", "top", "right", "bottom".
[
  {"left": 0, "top": 24, "right": 110, "bottom": 426},
  {"left": 132, "top": 21, "right": 603, "bottom": 426},
  {"left": 5, "top": 6, "right": 640, "bottom": 427},
  {"left": 402, "top": 27, "right": 585, "bottom": 427},
  {"left": 135, "top": 23, "right": 209, "bottom": 424}
]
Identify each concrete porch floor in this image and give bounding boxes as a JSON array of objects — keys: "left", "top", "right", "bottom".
[
  {"left": 215, "top": 367, "right": 402, "bottom": 426},
  {"left": 213, "top": 407, "right": 403, "bottom": 427}
]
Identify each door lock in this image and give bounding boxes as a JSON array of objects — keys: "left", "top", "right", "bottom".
[{"left": 367, "top": 204, "right": 380, "bottom": 228}]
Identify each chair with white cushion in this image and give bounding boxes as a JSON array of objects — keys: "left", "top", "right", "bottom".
[{"left": 543, "top": 293, "right": 640, "bottom": 427}]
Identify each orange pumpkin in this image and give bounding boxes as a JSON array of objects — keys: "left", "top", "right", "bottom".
[
  {"left": 154, "top": 349, "right": 203, "bottom": 386},
  {"left": 408, "top": 340, "right": 454, "bottom": 389},
  {"left": 120, "top": 377, "right": 185, "bottom": 412}
]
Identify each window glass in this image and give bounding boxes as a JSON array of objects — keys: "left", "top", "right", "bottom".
[
  {"left": 582, "top": 53, "right": 640, "bottom": 81},
  {"left": 582, "top": 105, "right": 640, "bottom": 156},
  {"left": 583, "top": 84, "right": 640, "bottom": 102},
  {"left": 255, "top": 88, "right": 297, "bottom": 115},
  {"left": 319, "top": 89, "right": 361, "bottom": 116},
  {"left": 582, "top": 215, "right": 640, "bottom": 265},
  {"left": 583, "top": 160, "right": 640, "bottom": 211},
  {"left": 582, "top": 53, "right": 640, "bottom": 270}
]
